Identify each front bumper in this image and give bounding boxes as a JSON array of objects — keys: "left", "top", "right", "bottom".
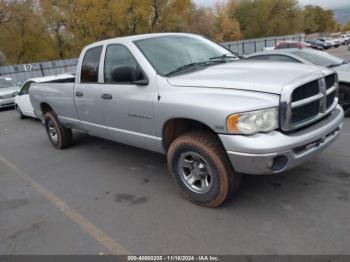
[
  {"left": 0, "top": 98, "right": 15, "bottom": 108},
  {"left": 220, "top": 105, "right": 344, "bottom": 175}
]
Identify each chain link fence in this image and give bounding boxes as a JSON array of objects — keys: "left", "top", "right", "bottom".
[
  {"left": 0, "top": 58, "right": 78, "bottom": 84},
  {"left": 221, "top": 34, "right": 305, "bottom": 55}
]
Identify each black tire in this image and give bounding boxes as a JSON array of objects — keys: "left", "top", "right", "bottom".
[
  {"left": 339, "top": 85, "right": 350, "bottom": 117},
  {"left": 167, "top": 131, "right": 241, "bottom": 207},
  {"left": 44, "top": 111, "right": 73, "bottom": 149},
  {"left": 15, "top": 105, "right": 25, "bottom": 119}
]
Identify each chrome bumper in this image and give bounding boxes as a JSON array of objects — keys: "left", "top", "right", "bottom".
[{"left": 220, "top": 105, "right": 344, "bottom": 175}]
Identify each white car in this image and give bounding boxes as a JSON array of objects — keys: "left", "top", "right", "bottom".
[
  {"left": 15, "top": 74, "right": 74, "bottom": 119},
  {"left": 318, "top": 37, "right": 340, "bottom": 48},
  {"left": 338, "top": 35, "right": 350, "bottom": 45}
]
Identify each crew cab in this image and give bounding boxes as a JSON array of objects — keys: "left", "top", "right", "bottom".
[{"left": 30, "top": 33, "right": 344, "bottom": 207}]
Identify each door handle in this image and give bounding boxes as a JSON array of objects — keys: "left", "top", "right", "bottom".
[
  {"left": 75, "top": 91, "right": 83, "bottom": 97},
  {"left": 101, "top": 93, "right": 113, "bottom": 100}
]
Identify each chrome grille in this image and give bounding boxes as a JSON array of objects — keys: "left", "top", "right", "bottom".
[{"left": 281, "top": 72, "right": 338, "bottom": 131}]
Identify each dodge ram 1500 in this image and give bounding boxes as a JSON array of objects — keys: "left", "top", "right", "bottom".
[{"left": 30, "top": 33, "right": 344, "bottom": 207}]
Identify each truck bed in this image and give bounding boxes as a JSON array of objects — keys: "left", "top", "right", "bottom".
[{"left": 29, "top": 82, "right": 79, "bottom": 122}]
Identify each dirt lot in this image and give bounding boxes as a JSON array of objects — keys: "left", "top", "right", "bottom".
[{"left": 0, "top": 47, "right": 350, "bottom": 255}]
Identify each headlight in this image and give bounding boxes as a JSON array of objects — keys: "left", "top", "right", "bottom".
[{"left": 226, "top": 108, "right": 278, "bottom": 135}]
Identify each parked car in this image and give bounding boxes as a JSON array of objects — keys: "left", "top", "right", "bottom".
[
  {"left": 0, "top": 77, "right": 19, "bottom": 109},
  {"left": 308, "top": 39, "right": 332, "bottom": 50},
  {"left": 246, "top": 48, "right": 350, "bottom": 116},
  {"left": 29, "top": 33, "right": 344, "bottom": 207},
  {"left": 15, "top": 74, "right": 74, "bottom": 119},
  {"left": 305, "top": 40, "right": 326, "bottom": 50},
  {"left": 274, "top": 41, "right": 306, "bottom": 49},
  {"left": 318, "top": 37, "right": 340, "bottom": 48},
  {"left": 338, "top": 35, "right": 349, "bottom": 45}
]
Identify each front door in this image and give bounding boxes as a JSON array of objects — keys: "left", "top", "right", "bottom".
[{"left": 101, "top": 44, "right": 158, "bottom": 150}]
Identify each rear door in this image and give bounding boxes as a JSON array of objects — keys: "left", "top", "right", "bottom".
[{"left": 74, "top": 46, "right": 109, "bottom": 138}]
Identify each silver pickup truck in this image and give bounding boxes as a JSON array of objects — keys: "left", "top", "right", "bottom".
[{"left": 30, "top": 33, "right": 344, "bottom": 207}]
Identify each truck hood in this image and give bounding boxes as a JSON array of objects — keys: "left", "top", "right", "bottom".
[
  {"left": 167, "top": 61, "right": 325, "bottom": 95},
  {"left": 0, "top": 86, "right": 18, "bottom": 96}
]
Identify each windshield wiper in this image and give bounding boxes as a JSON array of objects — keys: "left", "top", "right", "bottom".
[
  {"left": 209, "top": 54, "right": 237, "bottom": 60},
  {"left": 328, "top": 61, "right": 347, "bottom": 68},
  {"left": 166, "top": 60, "right": 229, "bottom": 77},
  {"left": 165, "top": 62, "right": 209, "bottom": 76}
]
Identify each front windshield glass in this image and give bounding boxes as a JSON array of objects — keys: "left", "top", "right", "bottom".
[
  {"left": 0, "top": 78, "right": 16, "bottom": 88},
  {"left": 134, "top": 35, "right": 236, "bottom": 76},
  {"left": 292, "top": 49, "right": 344, "bottom": 67}
]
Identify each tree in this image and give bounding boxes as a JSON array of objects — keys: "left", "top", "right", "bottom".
[
  {"left": 214, "top": 2, "right": 241, "bottom": 41},
  {"left": 149, "top": 0, "right": 194, "bottom": 33},
  {"left": 0, "top": 50, "right": 6, "bottom": 66},
  {"left": 303, "top": 5, "right": 339, "bottom": 34},
  {"left": 342, "top": 22, "right": 350, "bottom": 32},
  {"left": 231, "top": 0, "right": 302, "bottom": 39},
  {"left": 0, "top": 0, "right": 11, "bottom": 26},
  {"left": 0, "top": 0, "right": 55, "bottom": 64}
]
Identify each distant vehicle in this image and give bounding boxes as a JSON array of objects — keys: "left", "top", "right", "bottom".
[
  {"left": 338, "top": 35, "right": 350, "bottom": 45},
  {"left": 0, "top": 77, "right": 19, "bottom": 109},
  {"left": 308, "top": 39, "right": 332, "bottom": 50},
  {"left": 274, "top": 41, "right": 306, "bottom": 49},
  {"left": 318, "top": 37, "right": 340, "bottom": 48},
  {"left": 246, "top": 48, "right": 350, "bottom": 116},
  {"left": 305, "top": 40, "right": 326, "bottom": 50},
  {"left": 15, "top": 74, "right": 74, "bottom": 119}
]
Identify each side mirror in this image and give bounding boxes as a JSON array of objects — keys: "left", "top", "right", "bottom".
[{"left": 111, "top": 65, "right": 148, "bottom": 85}]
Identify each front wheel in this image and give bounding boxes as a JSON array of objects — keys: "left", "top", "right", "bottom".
[
  {"left": 339, "top": 85, "right": 350, "bottom": 117},
  {"left": 167, "top": 131, "right": 241, "bottom": 207},
  {"left": 44, "top": 111, "right": 73, "bottom": 149}
]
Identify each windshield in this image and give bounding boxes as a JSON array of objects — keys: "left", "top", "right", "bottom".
[
  {"left": 0, "top": 78, "right": 16, "bottom": 88},
  {"left": 292, "top": 49, "right": 344, "bottom": 67},
  {"left": 134, "top": 35, "right": 236, "bottom": 76}
]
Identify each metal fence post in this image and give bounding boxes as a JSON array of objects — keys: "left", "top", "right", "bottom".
[
  {"left": 242, "top": 42, "right": 245, "bottom": 54},
  {"left": 39, "top": 64, "right": 45, "bottom": 77}
]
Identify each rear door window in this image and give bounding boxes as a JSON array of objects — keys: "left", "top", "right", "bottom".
[{"left": 81, "top": 46, "right": 103, "bottom": 83}]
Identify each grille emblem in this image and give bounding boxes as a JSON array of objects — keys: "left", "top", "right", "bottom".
[{"left": 318, "top": 78, "right": 327, "bottom": 113}]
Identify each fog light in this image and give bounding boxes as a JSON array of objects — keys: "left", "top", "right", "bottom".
[{"left": 268, "top": 155, "right": 288, "bottom": 172}]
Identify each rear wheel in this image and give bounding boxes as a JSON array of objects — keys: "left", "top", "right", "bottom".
[
  {"left": 44, "top": 111, "right": 73, "bottom": 149},
  {"left": 339, "top": 85, "right": 350, "bottom": 117},
  {"left": 167, "top": 131, "right": 241, "bottom": 207},
  {"left": 15, "top": 105, "right": 25, "bottom": 119}
]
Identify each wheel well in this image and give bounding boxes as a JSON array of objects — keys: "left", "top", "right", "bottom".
[
  {"left": 163, "top": 118, "right": 217, "bottom": 151},
  {"left": 40, "top": 103, "right": 53, "bottom": 115}
]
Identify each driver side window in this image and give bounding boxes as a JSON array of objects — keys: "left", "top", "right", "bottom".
[{"left": 104, "top": 44, "right": 138, "bottom": 83}]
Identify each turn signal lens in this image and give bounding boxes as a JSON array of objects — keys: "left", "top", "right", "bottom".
[{"left": 227, "top": 114, "right": 240, "bottom": 133}]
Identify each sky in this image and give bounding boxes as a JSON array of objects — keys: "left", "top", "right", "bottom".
[{"left": 194, "top": 0, "right": 350, "bottom": 9}]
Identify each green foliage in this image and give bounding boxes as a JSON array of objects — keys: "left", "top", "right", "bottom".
[
  {"left": 342, "top": 22, "right": 350, "bottom": 32},
  {"left": 231, "top": 0, "right": 303, "bottom": 39},
  {"left": 0, "top": 0, "right": 343, "bottom": 66},
  {"left": 303, "top": 5, "right": 339, "bottom": 34}
]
